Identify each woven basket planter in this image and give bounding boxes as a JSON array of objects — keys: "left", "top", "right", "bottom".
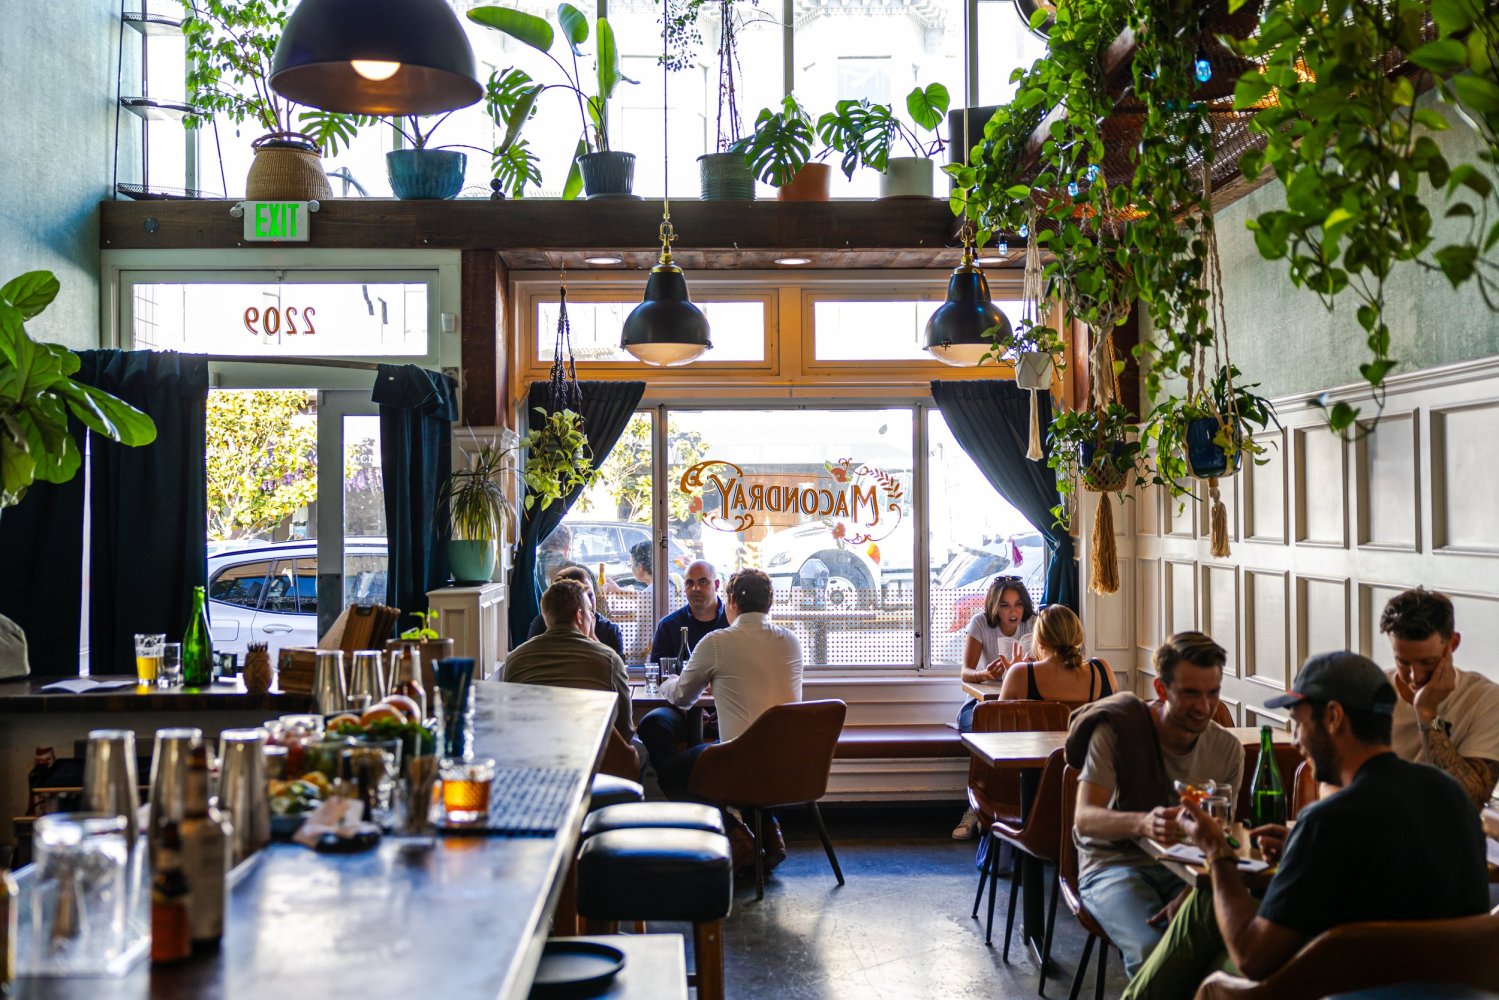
[{"left": 245, "top": 133, "right": 332, "bottom": 201}]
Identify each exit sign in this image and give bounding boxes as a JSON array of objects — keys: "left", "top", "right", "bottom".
[{"left": 242, "top": 201, "right": 311, "bottom": 242}]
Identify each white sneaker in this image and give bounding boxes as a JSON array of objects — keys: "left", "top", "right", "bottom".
[{"left": 951, "top": 809, "right": 980, "bottom": 840}]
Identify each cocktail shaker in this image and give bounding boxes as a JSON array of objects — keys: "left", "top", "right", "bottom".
[
  {"left": 217, "top": 729, "right": 271, "bottom": 864},
  {"left": 146, "top": 728, "right": 202, "bottom": 856},
  {"left": 81, "top": 730, "right": 139, "bottom": 850},
  {"left": 312, "top": 650, "right": 348, "bottom": 715},
  {"left": 348, "top": 650, "right": 385, "bottom": 709}
]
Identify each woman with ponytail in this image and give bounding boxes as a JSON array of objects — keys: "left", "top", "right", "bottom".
[{"left": 997, "top": 604, "right": 1116, "bottom": 709}]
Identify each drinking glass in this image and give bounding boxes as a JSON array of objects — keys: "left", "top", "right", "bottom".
[
  {"left": 303, "top": 737, "right": 355, "bottom": 782},
  {"left": 1203, "top": 795, "right": 1233, "bottom": 827},
  {"left": 340, "top": 741, "right": 400, "bottom": 827},
  {"left": 644, "top": 663, "right": 661, "bottom": 695},
  {"left": 159, "top": 642, "right": 183, "bottom": 688},
  {"left": 133, "top": 634, "right": 164, "bottom": 687},
  {"left": 27, "top": 813, "right": 133, "bottom": 975},
  {"left": 659, "top": 656, "right": 679, "bottom": 679},
  {"left": 440, "top": 757, "right": 495, "bottom": 826}
]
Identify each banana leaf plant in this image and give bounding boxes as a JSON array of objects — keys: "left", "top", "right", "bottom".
[
  {"left": 0, "top": 272, "right": 156, "bottom": 509},
  {"left": 468, "top": 3, "right": 635, "bottom": 200}
]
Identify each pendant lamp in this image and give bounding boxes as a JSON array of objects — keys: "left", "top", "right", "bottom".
[
  {"left": 620, "top": 21, "right": 711, "bottom": 366},
  {"left": 925, "top": 0, "right": 1011, "bottom": 366},
  {"left": 269, "top": 0, "right": 482, "bottom": 116}
]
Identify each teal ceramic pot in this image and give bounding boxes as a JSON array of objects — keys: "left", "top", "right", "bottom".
[
  {"left": 447, "top": 539, "right": 497, "bottom": 584},
  {"left": 698, "top": 152, "right": 756, "bottom": 201},
  {"left": 387, "top": 149, "right": 467, "bottom": 200}
]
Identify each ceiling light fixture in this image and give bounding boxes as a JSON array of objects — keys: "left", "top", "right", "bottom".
[
  {"left": 774, "top": 257, "right": 812, "bottom": 266},
  {"left": 270, "top": 0, "right": 482, "bottom": 115},
  {"left": 583, "top": 255, "right": 624, "bottom": 266},
  {"left": 619, "top": 19, "right": 711, "bottom": 366}
]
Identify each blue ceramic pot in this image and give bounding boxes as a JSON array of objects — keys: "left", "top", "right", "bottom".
[
  {"left": 447, "top": 539, "right": 496, "bottom": 584},
  {"left": 1186, "top": 417, "right": 1242, "bottom": 479},
  {"left": 578, "top": 151, "right": 636, "bottom": 197},
  {"left": 387, "top": 149, "right": 467, "bottom": 200}
]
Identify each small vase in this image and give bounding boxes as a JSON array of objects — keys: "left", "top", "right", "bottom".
[
  {"left": 447, "top": 539, "right": 497, "bottom": 584},
  {"left": 386, "top": 149, "right": 467, "bottom": 200},
  {"left": 1186, "top": 417, "right": 1242, "bottom": 479},
  {"left": 698, "top": 152, "right": 756, "bottom": 201},
  {"left": 878, "top": 156, "right": 935, "bottom": 198},
  {"left": 776, "top": 163, "right": 832, "bottom": 202},
  {"left": 578, "top": 151, "right": 636, "bottom": 198},
  {"left": 1015, "top": 351, "right": 1054, "bottom": 390}
]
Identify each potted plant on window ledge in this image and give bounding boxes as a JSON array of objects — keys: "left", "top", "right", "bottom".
[
  {"left": 468, "top": 4, "right": 637, "bottom": 199},
  {"left": 665, "top": 0, "right": 763, "bottom": 200},
  {"left": 733, "top": 95, "right": 831, "bottom": 201},
  {"left": 816, "top": 84, "right": 950, "bottom": 198}
]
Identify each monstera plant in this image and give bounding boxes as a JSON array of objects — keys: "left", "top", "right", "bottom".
[{"left": 0, "top": 271, "right": 156, "bottom": 510}]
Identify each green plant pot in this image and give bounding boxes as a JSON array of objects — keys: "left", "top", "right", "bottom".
[
  {"left": 387, "top": 149, "right": 467, "bottom": 200},
  {"left": 698, "top": 153, "right": 756, "bottom": 201},
  {"left": 447, "top": 539, "right": 497, "bottom": 584}
]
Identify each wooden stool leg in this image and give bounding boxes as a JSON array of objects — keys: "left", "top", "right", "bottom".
[
  {"left": 580, "top": 917, "right": 618, "bottom": 935},
  {"left": 692, "top": 919, "right": 725, "bottom": 1000},
  {"left": 752, "top": 807, "right": 765, "bottom": 901}
]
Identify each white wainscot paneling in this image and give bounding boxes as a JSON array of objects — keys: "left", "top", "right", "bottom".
[
  {"left": 1137, "top": 558, "right": 1160, "bottom": 649},
  {"left": 1296, "top": 428, "right": 1347, "bottom": 546},
  {"left": 1359, "top": 583, "right": 1406, "bottom": 669},
  {"left": 1138, "top": 485, "right": 1161, "bottom": 537},
  {"left": 1167, "top": 489, "right": 1195, "bottom": 538},
  {"left": 1247, "top": 570, "right": 1289, "bottom": 689},
  {"left": 1167, "top": 560, "right": 1198, "bottom": 635},
  {"left": 1359, "top": 412, "right": 1418, "bottom": 550},
  {"left": 1434, "top": 403, "right": 1499, "bottom": 553},
  {"left": 1246, "top": 428, "right": 1287, "bottom": 543},
  {"left": 1298, "top": 576, "right": 1350, "bottom": 661},
  {"left": 1445, "top": 593, "right": 1499, "bottom": 688},
  {"left": 1203, "top": 566, "right": 1240, "bottom": 676}
]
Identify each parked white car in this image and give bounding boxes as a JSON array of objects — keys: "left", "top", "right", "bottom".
[
  {"left": 761, "top": 519, "right": 915, "bottom": 610},
  {"left": 205, "top": 538, "right": 387, "bottom": 657}
]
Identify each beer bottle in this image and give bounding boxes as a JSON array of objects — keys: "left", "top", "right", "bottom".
[
  {"left": 180, "top": 745, "right": 229, "bottom": 954},
  {"left": 183, "top": 586, "right": 214, "bottom": 688},
  {"left": 390, "top": 649, "right": 427, "bottom": 720},
  {"left": 1249, "top": 726, "right": 1287, "bottom": 826},
  {"left": 597, "top": 562, "right": 607, "bottom": 593},
  {"left": 1, "top": 867, "right": 16, "bottom": 993},
  {"left": 150, "top": 822, "right": 192, "bottom": 965}
]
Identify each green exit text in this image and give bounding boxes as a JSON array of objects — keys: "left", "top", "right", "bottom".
[{"left": 242, "top": 201, "right": 311, "bottom": 243}]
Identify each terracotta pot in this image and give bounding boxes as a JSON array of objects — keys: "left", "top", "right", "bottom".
[
  {"left": 776, "top": 162, "right": 832, "bottom": 202},
  {"left": 245, "top": 132, "right": 332, "bottom": 201}
]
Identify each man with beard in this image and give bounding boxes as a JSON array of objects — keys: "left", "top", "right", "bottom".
[
  {"left": 1123, "top": 652, "right": 1490, "bottom": 999},
  {"left": 1067, "top": 631, "right": 1245, "bottom": 978}
]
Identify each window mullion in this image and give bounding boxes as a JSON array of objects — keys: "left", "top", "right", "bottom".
[{"left": 913, "top": 401, "right": 930, "bottom": 671}]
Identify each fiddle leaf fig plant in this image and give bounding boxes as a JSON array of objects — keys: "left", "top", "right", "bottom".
[{"left": 0, "top": 272, "right": 157, "bottom": 509}]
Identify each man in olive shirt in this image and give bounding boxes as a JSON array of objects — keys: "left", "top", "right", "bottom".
[{"left": 504, "top": 580, "right": 636, "bottom": 753}]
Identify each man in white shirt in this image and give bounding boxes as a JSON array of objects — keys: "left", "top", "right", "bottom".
[
  {"left": 638, "top": 568, "right": 802, "bottom": 869},
  {"left": 1379, "top": 587, "right": 1499, "bottom": 807}
]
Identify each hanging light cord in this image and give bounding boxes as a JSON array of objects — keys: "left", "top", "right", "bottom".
[
  {"left": 658, "top": 14, "right": 675, "bottom": 266},
  {"left": 958, "top": 0, "right": 975, "bottom": 264}
]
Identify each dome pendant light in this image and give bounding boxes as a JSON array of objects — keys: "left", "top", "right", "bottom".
[
  {"left": 620, "top": 19, "right": 711, "bottom": 366},
  {"left": 269, "top": 0, "right": 482, "bottom": 116},
  {"left": 923, "top": 226, "right": 1013, "bottom": 366}
]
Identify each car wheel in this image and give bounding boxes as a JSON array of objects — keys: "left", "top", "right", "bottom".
[{"left": 818, "top": 556, "right": 872, "bottom": 611}]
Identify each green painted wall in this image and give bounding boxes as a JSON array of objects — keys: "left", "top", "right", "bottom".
[
  {"left": 2, "top": 0, "right": 119, "bottom": 349},
  {"left": 1207, "top": 99, "right": 1499, "bottom": 401}
]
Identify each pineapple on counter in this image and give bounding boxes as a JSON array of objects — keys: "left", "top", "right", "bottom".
[{"left": 243, "top": 642, "right": 273, "bottom": 695}]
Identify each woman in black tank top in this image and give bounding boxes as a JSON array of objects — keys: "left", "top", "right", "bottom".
[{"left": 999, "top": 605, "right": 1117, "bottom": 709}]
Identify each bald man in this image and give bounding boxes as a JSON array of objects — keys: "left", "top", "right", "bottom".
[{"left": 648, "top": 560, "right": 728, "bottom": 663}]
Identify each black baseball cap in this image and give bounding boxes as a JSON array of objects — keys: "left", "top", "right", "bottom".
[{"left": 1265, "top": 651, "right": 1397, "bottom": 715}]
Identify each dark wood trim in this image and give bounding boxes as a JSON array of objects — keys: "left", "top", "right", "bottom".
[
  {"left": 0, "top": 676, "right": 310, "bottom": 714},
  {"left": 460, "top": 250, "right": 502, "bottom": 427}
]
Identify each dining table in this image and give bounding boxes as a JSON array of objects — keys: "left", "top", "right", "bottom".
[
  {"left": 630, "top": 684, "right": 715, "bottom": 743},
  {"left": 961, "top": 678, "right": 1008, "bottom": 702}
]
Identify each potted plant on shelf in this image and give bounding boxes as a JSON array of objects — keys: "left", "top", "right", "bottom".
[
  {"left": 386, "top": 610, "right": 452, "bottom": 695},
  {"left": 468, "top": 4, "right": 636, "bottom": 199},
  {"left": 733, "top": 95, "right": 830, "bottom": 201},
  {"left": 180, "top": 0, "right": 364, "bottom": 199},
  {"left": 665, "top": 0, "right": 763, "bottom": 200},
  {"left": 816, "top": 84, "right": 950, "bottom": 198}
]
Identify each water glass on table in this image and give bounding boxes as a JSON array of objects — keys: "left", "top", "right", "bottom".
[
  {"left": 159, "top": 642, "right": 183, "bottom": 688},
  {"left": 644, "top": 662, "right": 661, "bottom": 695},
  {"left": 134, "top": 633, "right": 164, "bottom": 687}
]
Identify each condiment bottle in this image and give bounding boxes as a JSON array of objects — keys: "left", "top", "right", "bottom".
[
  {"left": 180, "top": 745, "right": 230, "bottom": 953},
  {"left": 151, "top": 822, "right": 192, "bottom": 965}
]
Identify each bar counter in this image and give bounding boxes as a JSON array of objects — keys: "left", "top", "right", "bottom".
[
  {"left": 11, "top": 680, "right": 617, "bottom": 1000},
  {"left": 0, "top": 675, "right": 312, "bottom": 715}
]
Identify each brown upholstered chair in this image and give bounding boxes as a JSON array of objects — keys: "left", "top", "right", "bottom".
[
  {"left": 1290, "top": 759, "right": 1318, "bottom": 819},
  {"left": 1060, "top": 764, "right": 1117, "bottom": 1000},
  {"left": 1195, "top": 906, "right": 1499, "bottom": 999},
  {"left": 599, "top": 729, "right": 642, "bottom": 782},
  {"left": 968, "top": 700, "right": 1071, "bottom": 926},
  {"left": 1212, "top": 701, "right": 1235, "bottom": 727},
  {"left": 686, "top": 699, "right": 847, "bottom": 900},
  {"left": 989, "top": 747, "right": 1066, "bottom": 990}
]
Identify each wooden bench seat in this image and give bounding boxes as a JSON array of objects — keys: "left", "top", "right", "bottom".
[{"left": 834, "top": 724, "right": 966, "bottom": 760}]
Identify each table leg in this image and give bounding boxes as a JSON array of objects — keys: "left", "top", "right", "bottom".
[{"left": 1016, "top": 766, "right": 1050, "bottom": 963}]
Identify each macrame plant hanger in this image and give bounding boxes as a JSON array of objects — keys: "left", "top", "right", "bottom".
[
  {"left": 1199, "top": 160, "right": 1237, "bottom": 559},
  {"left": 1083, "top": 210, "right": 1126, "bottom": 596},
  {"left": 547, "top": 264, "right": 585, "bottom": 416},
  {"left": 1020, "top": 205, "right": 1046, "bottom": 461}
]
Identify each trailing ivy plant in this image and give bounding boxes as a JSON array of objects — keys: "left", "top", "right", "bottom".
[
  {"left": 521, "top": 407, "right": 600, "bottom": 511},
  {"left": 1227, "top": 0, "right": 1499, "bottom": 435},
  {"left": 1045, "top": 403, "right": 1146, "bottom": 529}
]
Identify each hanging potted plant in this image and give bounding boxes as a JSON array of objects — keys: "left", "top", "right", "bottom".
[
  {"left": 181, "top": 0, "right": 365, "bottom": 200},
  {"left": 1183, "top": 365, "right": 1278, "bottom": 480},
  {"left": 468, "top": 4, "right": 637, "bottom": 199},
  {"left": 733, "top": 95, "right": 832, "bottom": 201},
  {"left": 816, "top": 84, "right": 950, "bottom": 198}
]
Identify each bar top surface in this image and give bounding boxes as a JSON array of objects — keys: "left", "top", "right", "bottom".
[{"left": 0, "top": 675, "right": 311, "bottom": 714}]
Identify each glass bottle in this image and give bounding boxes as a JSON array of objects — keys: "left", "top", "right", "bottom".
[
  {"left": 389, "top": 648, "right": 427, "bottom": 720},
  {"left": 180, "top": 745, "right": 229, "bottom": 954},
  {"left": 1, "top": 867, "right": 16, "bottom": 992},
  {"left": 183, "top": 586, "right": 214, "bottom": 688},
  {"left": 1249, "top": 725, "right": 1287, "bottom": 826},
  {"left": 679, "top": 625, "right": 691, "bottom": 665},
  {"left": 150, "top": 822, "right": 192, "bottom": 965}
]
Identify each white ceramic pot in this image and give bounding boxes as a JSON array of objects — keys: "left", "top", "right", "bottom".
[
  {"left": 1015, "top": 351, "right": 1054, "bottom": 390},
  {"left": 878, "top": 157, "right": 935, "bottom": 199}
]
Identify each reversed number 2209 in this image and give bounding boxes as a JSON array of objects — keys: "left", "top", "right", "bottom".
[{"left": 244, "top": 306, "right": 317, "bottom": 336}]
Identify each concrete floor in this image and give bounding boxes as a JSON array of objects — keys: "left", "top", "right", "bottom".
[{"left": 655, "top": 805, "right": 1132, "bottom": 1000}]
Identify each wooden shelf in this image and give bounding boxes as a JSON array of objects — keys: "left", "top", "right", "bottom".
[{"left": 99, "top": 198, "right": 985, "bottom": 270}]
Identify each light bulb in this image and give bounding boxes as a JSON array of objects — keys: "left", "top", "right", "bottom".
[
  {"left": 352, "top": 60, "right": 402, "bottom": 82},
  {"left": 1194, "top": 55, "right": 1213, "bottom": 84},
  {"left": 1018, "top": 224, "right": 1029, "bottom": 239},
  {"left": 1067, "top": 181, "right": 1079, "bottom": 197},
  {"left": 998, "top": 241, "right": 1009, "bottom": 257},
  {"left": 1087, "top": 164, "right": 1100, "bottom": 183}
]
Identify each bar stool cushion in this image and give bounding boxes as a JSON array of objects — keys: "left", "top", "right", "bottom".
[
  {"left": 582, "top": 802, "right": 725, "bottom": 839},
  {"left": 577, "top": 828, "right": 732, "bottom": 924},
  {"left": 589, "top": 773, "right": 644, "bottom": 811}
]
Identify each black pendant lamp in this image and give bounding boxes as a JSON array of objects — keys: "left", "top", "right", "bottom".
[
  {"left": 620, "top": 24, "right": 711, "bottom": 366},
  {"left": 924, "top": 230, "right": 1013, "bottom": 366},
  {"left": 269, "top": 0, "right": 482, "bottom": 116}
]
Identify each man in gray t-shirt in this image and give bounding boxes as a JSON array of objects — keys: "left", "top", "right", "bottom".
[{"left": 1073, "top": 632, "right": 1245, "bottom": 979}]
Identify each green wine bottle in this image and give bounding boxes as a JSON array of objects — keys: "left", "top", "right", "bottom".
[
  {"left": 1249, "top": 725, "right": 1287, "bottom": 826},
  {"left": 183, "top": 586, "right": 214, "bottom": 688}
]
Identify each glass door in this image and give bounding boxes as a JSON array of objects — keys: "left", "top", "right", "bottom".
[{"left": 316, "top": 390, "right": 384, "bottom": 639}]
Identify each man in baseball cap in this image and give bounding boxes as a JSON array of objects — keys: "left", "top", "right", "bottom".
[{"left": 1124, "top": 651, "right": 1488, "bottom": 999}]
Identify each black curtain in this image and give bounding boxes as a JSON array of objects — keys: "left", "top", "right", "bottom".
[
  {"left": 375, "top": 365, "right": 459, "bottom": 618},
  {"left": 0, "top": 465, "right": 87, "bottom": 677},
  {"left": 82, "top": 351, "right": 210, "bottom": 674},
  {"left": 508, "top": 380, "right": 645, "bottom": 644},
  {"left": 930, "top": 379, "right": 1079, "bottom": 611}
]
